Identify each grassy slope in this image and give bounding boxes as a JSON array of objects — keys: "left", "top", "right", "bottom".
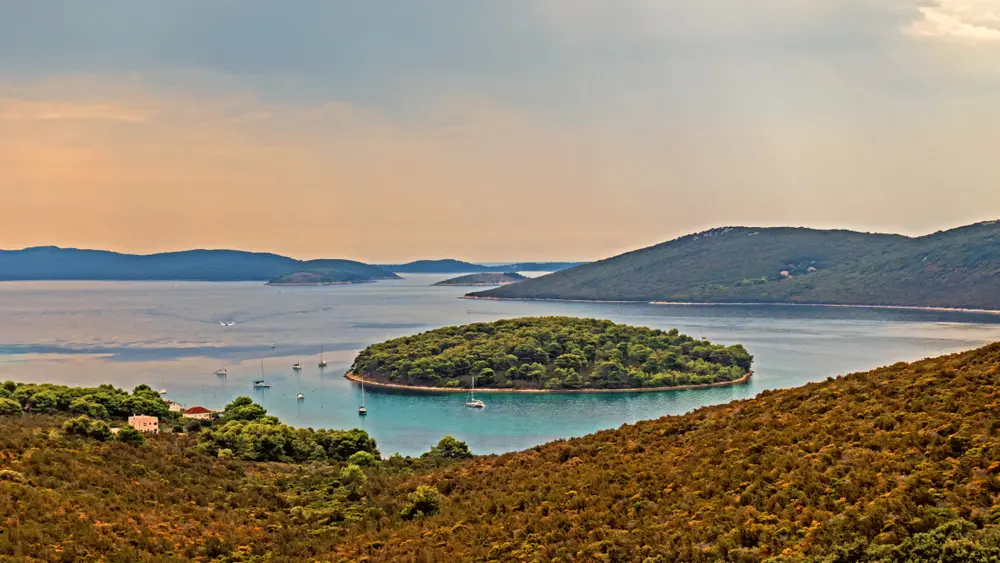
[
  {"left": 339, "top": 342, "right": 1000, "bottom": 561},
  {"left": 474, "top": 222, "right": 1000, "bottom": 310}
]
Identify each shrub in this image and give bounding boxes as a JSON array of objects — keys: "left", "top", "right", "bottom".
[
  {"left": 399, "top": 485, "right": 442, "bottom": 520},
  {"left": 62, "top": 415, "right": 94, "bottom": 437},
  {"left": 117, "top": 425, "right": 145, "bottom": 445},
  {"left": 348, "top": 451, "right": 377, "bottom": 467},
  {"left": 88, "top": 421, "right": 113, "bottom": 442},
  {"left": 0, "top": 397, "right": 22, "bottom": 416},
  {"left": 425, "top": 436, "right": 472, "bottom": 459},
  {"left": 0, "top": 469, "right": 25, "bottom": 483}
]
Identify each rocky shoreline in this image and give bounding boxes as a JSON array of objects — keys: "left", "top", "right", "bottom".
[{"left": 343, "top": 370, "right": 753, "bottom": 394}]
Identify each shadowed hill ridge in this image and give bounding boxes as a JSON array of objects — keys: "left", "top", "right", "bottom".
[
  {"left": 472, "top": 221, "right": 1000, "bottom": 310},
  {"left": 0, "top": 247, "right": 398, "bottom": 282}
]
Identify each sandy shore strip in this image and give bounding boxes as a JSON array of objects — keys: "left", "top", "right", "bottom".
[
  {"left": 461, "top": 295, "right": 642, "bottom": 304},
  {"left": 344, "top": 370, "right": 753, "bottom": 394},
  {"left": 462, "top": 295, "right": 1000, "bottom": 315}
]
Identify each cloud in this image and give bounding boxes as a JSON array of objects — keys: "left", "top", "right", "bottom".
[
  {"left": 908, "top": 0, "right": 1000, "bottom": 42},
  {"left": 0, "top": 99, "right": 151, "bottom": 123},
  {"left": 2, "top": 2, "right": 1000, "bottom": 260}
]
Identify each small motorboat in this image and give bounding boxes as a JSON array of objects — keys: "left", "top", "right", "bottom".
[
  {"left": 296, "top": 392, "right": 305, "bottom": 401},
  {"left": 214, "top": 368, "right": 227, "bottom": 376}
]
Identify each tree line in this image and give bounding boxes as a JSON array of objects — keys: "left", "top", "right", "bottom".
[{"left": 351, "top": 316, "right": 753, "bottom": 390}]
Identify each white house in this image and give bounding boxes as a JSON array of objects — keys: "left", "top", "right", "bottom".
[
  {"left": 164, "top": 400, "right": 184, "bottom": 413},
  {"left": 127, "top": 415, "right": 159, "bottom": 434},
  {"left": 182, "top": 406, "right": 215, "bottom": 420}
]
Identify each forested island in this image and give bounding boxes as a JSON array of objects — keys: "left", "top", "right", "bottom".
[
  {"left": 471, "top": 220, "right": 1000, "bottom": 310},
  {"left": 348, "top": 317, "right": 753, "bottom": 391},
  {"left": 432, "top": 272, "right": 526, "bottom": 286},
  {"left": 6, "top": 341, "right": 1000, "bottom": 560}
]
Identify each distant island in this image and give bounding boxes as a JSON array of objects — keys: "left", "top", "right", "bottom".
[
  {"left": 432, "top": 272, "right": 527, "bottom": 287},
  {"left": 380, "top": 259, "right": 585, "bottom": 274},
  {"left": 347, "top": 317, "right": 753, "bottom": 392},
  {"left": 0, "top": 246, "right": 400, "bottom": 283},
  {"left": 470, "top": 220, "right": 1000, "bottom": 311},
  {"left": 267, "top": 271, "right": 376, "bottom": 286}
]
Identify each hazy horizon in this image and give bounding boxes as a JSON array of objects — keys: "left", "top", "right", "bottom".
[
  {"left": 3, "top": 2, "right": 999, "bottom": 262},
  {"left": 4, "top": 218, "right": 997, "bottom": 263}
]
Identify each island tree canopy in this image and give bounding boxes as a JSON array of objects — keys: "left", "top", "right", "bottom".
[{"left": 350, "top": 316, "right": 752, "bottom": 390}]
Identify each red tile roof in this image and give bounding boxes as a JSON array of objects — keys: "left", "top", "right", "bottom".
[{"left": 183, "top": 406, "right": 214, "bottom": 415}]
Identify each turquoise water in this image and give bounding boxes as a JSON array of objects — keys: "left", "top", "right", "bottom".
[{"left": 2, "top": 275, "right": 1000, "bottom": 456}]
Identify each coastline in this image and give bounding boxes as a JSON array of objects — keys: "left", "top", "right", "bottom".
[
  {"left": 267, "top": 279, "right": 382, "bottom": 287},
  {"left": 436, "top": 283, "right": 520, "bottom": 287},
  {"left": 343, "top": 370, "right": 753, "bottom": 394},
  {"left": 462, "top": 295, "right": 1000, "bottom": 315}
]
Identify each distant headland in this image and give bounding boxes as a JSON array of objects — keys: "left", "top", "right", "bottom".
[
  {"left": 433, "top": 272, "right": 527, "bottom": 287},
  {"left": 469, "top": 220, "right": 1000, "bottom": 311},
  {"left": 380, "top": 259, "right": 584, "bottom": 274}
]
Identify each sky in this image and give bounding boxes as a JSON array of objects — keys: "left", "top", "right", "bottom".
[{"left": 2, "top": 1, "right": 999, "bottom": 262}]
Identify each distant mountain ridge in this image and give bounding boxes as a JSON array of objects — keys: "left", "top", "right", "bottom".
[
  {"left": 471, "top": 221, "right": 1000, "bottom": 310},
  {"left": 381, "top": 259, "right": 585, "bottom": 274},
  {"left": 0, "top": 246, "right": 399, "bottom": 282}
]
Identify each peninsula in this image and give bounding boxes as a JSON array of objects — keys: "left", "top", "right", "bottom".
[
  {"left": 470, "top": 220, "right": 1000, "bottom": 311},
  {"left": 432, "top": 272, "right": 526, "bottom": 287},
  {"left": 267, "top": 271, "right": 369, "bottom": 286},
  {"left": 347, "top": 316, "right": 752, "bottom": 391},
  {"left": 380, "top": 259, "right": 585, "bottom": 274}
]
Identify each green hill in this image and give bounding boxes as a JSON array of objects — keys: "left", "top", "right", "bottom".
[
  {"left": 349, "top": 317, "right": 753, "bottom": 391},
  {"left": 471, "top": 221, "right": 1000, "bottom": 310},
  {"left": 6, "top": 343, "right": 1000, "bottom": 560}
]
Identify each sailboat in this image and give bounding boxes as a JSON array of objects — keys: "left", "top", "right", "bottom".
[
  {"left": 214, "top": 367, "right": 227, "bottom": 376},
  {"left": 296, "top": 366, "right": 305, "bottom": 400},
  {"left": 292, "top": 358, "right": 302, "bottom": 371},
  {"left": 358, "top": 377, "right": 367, "bottom": 416},
  {"left": 318, "top": 346, "right": 327, "bottom": 368},
  {"left": 253, "top": 358, "right": 271, "bottom": 388},
  {"left": 465, "top": 375, "right": 485, "bottom": 408}
]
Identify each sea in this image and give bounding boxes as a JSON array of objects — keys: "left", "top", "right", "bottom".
[{"left": 2, "top": 274, "right": 1000, "bottom": 457}]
